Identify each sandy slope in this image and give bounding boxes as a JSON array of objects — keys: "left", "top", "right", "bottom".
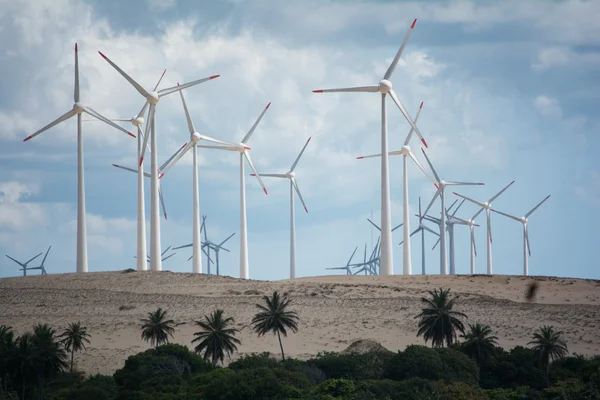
[{"left": 0, "top": 271, "right": 599, "bottom": 376}]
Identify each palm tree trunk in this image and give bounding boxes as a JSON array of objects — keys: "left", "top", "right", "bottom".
[
  {"left": 545, "top": 363, "right": 550, "bottom": 388},
  {"left": 277, "top": 331, "right": 285, "bottom": 361},
  {"left": 71, "top": 349, "right": 75, "bottom": 373}
]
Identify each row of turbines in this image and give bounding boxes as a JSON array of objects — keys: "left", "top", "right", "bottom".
[{"left": 17, "top": 17, "right": 548, "bottom": 280}]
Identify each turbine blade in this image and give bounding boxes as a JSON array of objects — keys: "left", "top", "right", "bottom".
[
  {"left": 488, "top": 212, "right": 493, "bottom": 243},
  {"left": 488, "top": 180, "right": 515, "bottom": 203},
  {"left": 244, "top": 151, "right": 268, "bottom": 195},
  {"left": 178, "top": 82, "right": 196, "bottom": 134},
  {"left": 408, "top": 150, "right": 436, "bottom": 185},
  {"left": 446, "top": 180, "right": 485, "bottom": 186},
  {"left": 356, "top": 149, "right": 403, "bottom": 160},
  {"left": 198, "top": 134, "right": 240, "bottom": 147},
  {"left": 490, "top": 208, "right": 521, "bottom": 222},
  {"left": 404, "top": 101, "right": 424, "bottom": 146},
  {"left": 196, "top": 144, "right": 239, "bottom": 151},
  {"left": 391, "top": 222, "right": 404, "bottom": 232},
  {"left": 158, "top": 187, "right": 168, "bottom": 220},
  {"left": 241, "top": 102, "right": 271, "bottom": 144},
  {"left": 158, "top": 74, "right": 220, "bottom": 96},
  {"left": 423, "top": 226, "right": 440, "bottom": 236},
  {"left": 525, "top": 195, "right": 551, "bottom": 218},
  {"left": 153, "top": 69, "right": 167, "bottom": 92},
  {"left": 23, "top": 109, "right": 76, "bottom": 142},
  {"left": 347, "top": 246, "right": 358, "bottom": 265},
  {"left": 367, "top": 218, "right": 381, "bottom": 232},
  {"left": 291, "top": 178, "right": 308, "bottom": 213},
  {"left": 139, "top": 104, "right": 155, "bottom": 166},
  {"left": 24, "top": 253, "right": 43, "bottom": 265},
  {"left": 421, "top": 187, "right": 441, "bottom": 221},
  {"left": 83, "top": 106, "right": 135, "bottom": 138},
  {"left": 389, "top": 89, "right": 427, "bottom": 148},
  {"left": 112, "top": 164, "right": 138, "bottom": 174},
  {"left": 160, "top": 143, "right": 187, "bottom": 172},
  {"left": 74, "top": 43, "right": 80, "bottom": 102},
  {"left": 41, "top": 245, "right": 51, "bottom": 265},
  {"left": 452, "top": 199, "right": 466, "bottom": 217},
  {"left": 159, "top": 141, "right": 194, "bottom": 177},
  {"left": 5, "top": 255, "right": 25, "bottom": 267},
  {"left": 98, "top": 51, "right": 151, "bottom": 99},
  {"left": 249, "top": 173, "right": 287, "bottom": 178},
  {"left": 312, "top": 85, "right": 379, "bottom": 93},
  {"left": 420, "top": 148, "right": 441, "bottom": 183},
  {"left": 173, "top": 243, "right": 192, "bottom": 250},
  {"left": 453, "top": 192, "right": 486, "bottom": 208},
  {"left": 383, "top": 18, "right": 417, "bottom": 80},
  {"left": 290, "top": 136, "right": 311, "bottom": 172},
  {"left": 162, "top": 245, "right": 171, "bottom": 256},
  {"left": 432, "top": 237, "right": 441, "bottom": 251},
  {"left": 162, "top": 253, "right": 175, "bottom": 262},
  {"left": 219, "top": 233, "right": 236, "bottom": 247}
]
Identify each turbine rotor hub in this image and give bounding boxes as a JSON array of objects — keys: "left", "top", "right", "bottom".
[
  {"left": 378, "top": 79, "right": 392, "bottom": 94},
  {"left": 148, "top": 91, "right": 160, "bottom": 105},
  {"left": 73, "top": 102, "right": 85, "bottom": 113},
  {"left": 191, "top": 132, "right": 201, "bottom": 143},
  {"left": 288, "top": 171, "right": 296, "bottom": 178},
  {"left": 133, "top": 117, "right": 144, "bottom": 126}
]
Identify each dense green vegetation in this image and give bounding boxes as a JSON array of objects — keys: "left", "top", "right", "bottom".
[{"left": 0, "top": 288, "right": 598, "bottom": 399}]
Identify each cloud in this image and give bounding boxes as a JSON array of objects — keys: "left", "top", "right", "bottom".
[
  {"left": 533, "top": 95, "right": 562, "bottom": 119},
  {"left": 147, "top": 0, "right": 178, "bottom": 11}
]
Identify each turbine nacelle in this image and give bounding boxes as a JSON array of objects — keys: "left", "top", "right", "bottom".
[
  {"left": 148, "top": 91, "right": 160, "bottom": 105},
  {"left": 378, "top": 79, "right": 392, "bottom": 94},
  {"left": 191, "top": 132, "right": 202, "bottom": 143},
  {"left": 288, "top": 171, "right": 296, "bottom": 178},
  {"left": 132, "top": 116, "right": 144, "bottom": 126},
  {"left": 73, "top": 102, "right": 85, "bottom": 113},
  {"left": 400, "top": 145, "right": 411, "bottom": 155}
]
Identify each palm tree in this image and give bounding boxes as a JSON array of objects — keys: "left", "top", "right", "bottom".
[
  {"left": 192, "top": 309, "right": 241, "bottom": 366},
  {"left": 251, "top": 291, "right": 299, "bottom": 360},
  {"left": 460, "top": 323, "right": 499, "bottom": 365},
  {"left": 59, "top": 322, "right": 91, "bottom": 373},
  {"left": 31, "top": 324, "right": 68, "bottom": 399},
  {"left": 0, "top": 325, "right": 15, "bottom": 395},
  {"left": 414, "top": 287, "right": 467, "bottom": 348},
  {"left": 528, "top": 325, "right": 568, "bottom": 387},
  {"left": 140, "top": 308, "right": 176, "bottom": 347},
  {"left": 14, "top": 333, "right": 38, "bottom": 400}
]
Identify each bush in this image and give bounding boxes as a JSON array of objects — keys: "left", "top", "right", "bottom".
[{"left": 385, "top": 345, "right": 479, "bottom": 386}]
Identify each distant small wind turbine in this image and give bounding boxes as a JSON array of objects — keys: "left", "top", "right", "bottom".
[
  {"left": 250, "top": 136, "right": 312, "bottom": 279},
  {"left": 5, "top": 251, "right": 43, "bottom": 277},
  {"left": 452, "top": 180, "right": 516, "bottom": 275},
  {"left": 399, "top": 197, "right": 440, "bottom": 275},
  {"left": 327, "top": 247, "right": 358, "bottom": 275},
  {"left": 491, "top": 195, "right": 551, "bottom": 276}
]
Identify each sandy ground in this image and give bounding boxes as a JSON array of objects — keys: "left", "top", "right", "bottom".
[{"left": 0, "top": 271, "right": 599, "bottom": 376}]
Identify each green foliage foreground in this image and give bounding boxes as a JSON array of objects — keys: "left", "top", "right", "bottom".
[{"left": 2, "top": 341, "right": 599, "bottom": 399}]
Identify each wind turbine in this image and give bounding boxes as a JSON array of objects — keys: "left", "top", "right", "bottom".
[
  {"left": 22, "top": 43, "right": 135, "bottom": 274},
  {"left": 445, "top": 199, "right": 468, "bottom": 275},
  {"left": 357, "top": 101, "right": 437, "bottom": 275},
  {"left": 250, "top": 136, "right": 311, "bottom": 279},
  {"left": 420, "top": 149, "right": 484, "bottom": 274},
  {"left": 450, "top": 211, "right": 481, "bottom": 275},
  {"left": 135, "top": 245, "right": 176, "bottom": 264},
  {"left": 452, "top": 180, "right": 515, "bottom": 275},
  {"left": 398, "top": 197, "right": 440, "bottom": 275},
  {"left": 196, "top": 103, "right": 271, "bottom": 279},
  {"left": 327, "top": 247, "right": 358, "bottom": 275},
  {"left": 98, "top": 50, "right": 220, "bottom": 272},
  {"left": 313, "top": 18, "right": 426, "bottom": 276},
  {"left": 27, "top": 246, "right": 52, "bottom": 275},
  {"left": 92, "top": 69, "right": 167, "bottom": 272},
  {"left": 5, "top": 251, "right": 42, "bottom": 277},
  {"left": 154, "top": 85, "right": 239, "bottom": 274},
  {"left": 491, "top": 195, "right": 551, "bottom": 276}
]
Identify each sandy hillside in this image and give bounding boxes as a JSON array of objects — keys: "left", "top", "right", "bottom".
[{"left": 0, "top": 271, "right": 599, "bottom": 376}]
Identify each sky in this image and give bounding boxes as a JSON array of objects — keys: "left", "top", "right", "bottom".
[{"left": 0, "top": 0, "right": 599, "bottom": 281}]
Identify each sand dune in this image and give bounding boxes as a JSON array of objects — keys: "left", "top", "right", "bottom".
[{"left": 0, "top": 271, "right": 599, "bottom": 376}]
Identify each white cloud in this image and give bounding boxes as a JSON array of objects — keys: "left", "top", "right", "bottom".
[
  {"left": 147, "top": 0, "right": 178, "bottom": 11},
  {"left": 533, "top": 95, "right": 562, "bottom": 119}
]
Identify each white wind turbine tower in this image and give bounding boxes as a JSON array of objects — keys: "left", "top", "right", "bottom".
[
  {"left": 491, "top": 195, "right": 551, "bottom": 276},
  {"left": 452, "top": 180, "right": 515, "bottom": 275},
  {"left": 154, "top": 84, "right": 239, "bottom": 274},
  {"left": 399, "top": 197, "right": 440, "bottom": 275},
  {"left": 356, "top": 101, "right": 436, "bottom": 275},
  {"left": 196, "top": 103, "right": 271, "bottom": 279},
  {"left": 250, "top": 136, "right": 311, "bottom": 279},
  {"left": 23, "top": 43, "right": 135, "bottom": 274},
  {"left": 313, "top": 19, "right": 426, "bottom": 276},
  {"left": 98, "top": 50, "right": 220, "bottom": 272},
  {"left": 420, "top": 150, "right": 485, "bottom": 274}
]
